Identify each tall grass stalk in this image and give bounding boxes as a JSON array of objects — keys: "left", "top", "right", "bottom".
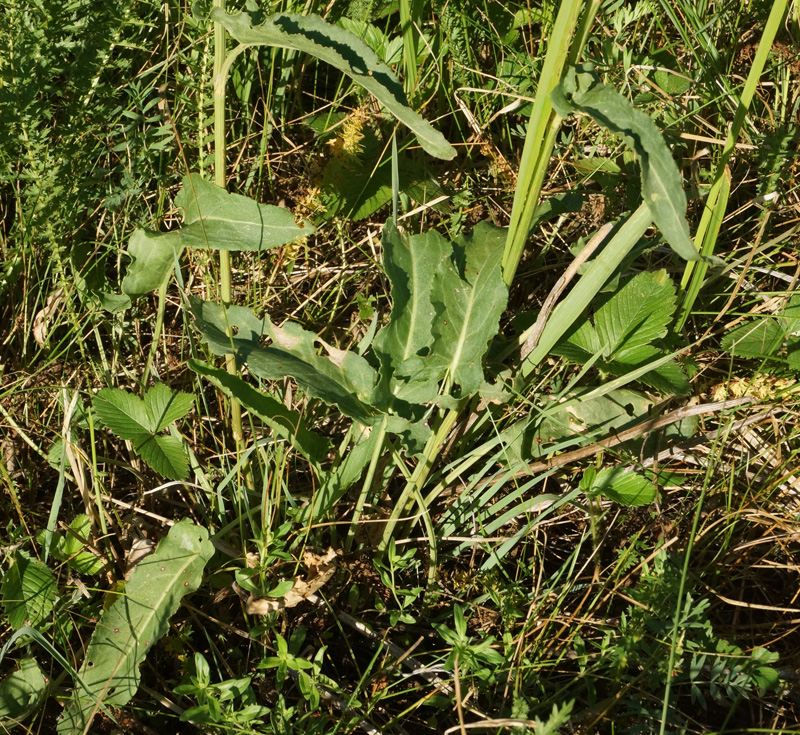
[
  {"left": 676, "top": 0, "right": 789, "bottom": 329},
  {"left": 501, "top": 0, "right": 600, "bottom": 286},
  {"left": 213, "top": 0, "right": 244, "bottom": 444}
]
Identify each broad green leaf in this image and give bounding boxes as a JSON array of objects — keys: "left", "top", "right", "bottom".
[
  {"left": 143, "top": 383, "right": 194, "bottom": 432},
  {"left": 190, "top": 298, "right": 379, "bottom": 425},
  {"left": 408, "top": 221, "right": 508, "bottom": 397},
  {"left": 58, "top": 515, "right": 105, "bottom": 576},
  {"left": 603, "top": 344, "right": 690, "bottom": 395},
  {"left": 121, "top": 228, "right": 179, "bottom": 297},
  {"left": 593, "top": 270, "right": 676, "bottom": 361},
  {"left": 1, "top": 552, "right": 56, "bottom": 630},
  {"left": 551, "top": 64, "right": 699, "bottom": 262},
  {"left": 123, "top": 174, "right": 311, "bottom": 297},
  {"left": 93, "top": 388, "right": 154, "bottom": 439},
  {"left": 210, "top": 9, "right": 456, "bottom": 160},
  {"left": 721, "top": 319, "right": 784, "bottom": 358},
  {"left": 372, "top": 223, "right": 450, "bottom": 403},
  {"left": 136, "top": 434, "right": 189, "bottom": 481},
  {"left": 588, "top": 466, "right": 656, "bottom": 506},
  {"left": 0, "top": 657, "right": 46, "bottom": 723},
  {"left": 189, "top": 359, "right": 330, "bottom": 465},
  {"left": 175, "top": 174, "right": 310, "bottom": 251},
  {"left": 57, "top": 520, "right": 213, "bottom": 735}
]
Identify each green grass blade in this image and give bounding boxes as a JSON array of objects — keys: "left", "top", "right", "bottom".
[
  {"left": 676, "top": 0, "right": 789, "bottom": 327},
  {"left": 520, "top": 203, "right": 652, "bottom": 376}
]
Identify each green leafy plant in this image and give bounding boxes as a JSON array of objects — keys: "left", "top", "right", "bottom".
[
  {"left": 175, "top": 652, "right": 271, "bottom": 729},
  {"left": 57, "top": 519, "right": 214, "bottom": 734},
  {"left": 92, "top": 383, "right": 194, "bottom": 480},
  {"left": 1, "top": 550, "right": 57, "bottom": 631},
  {"left": 0, "top": 657, "right": 47, "bottom": 726},
  {"left": 39, "top": 514, "right": 106, "bottom": 576},
  {"left": 551, "top": 268, "right": 690, "bottom": 394}
]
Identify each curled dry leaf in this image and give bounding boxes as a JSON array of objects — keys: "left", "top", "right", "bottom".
[
  {"left": 32, "top": 289, "right": 64, "bottom": 347},
  {"left": 247, "top": 547, "right": 337, "bottom": 615}
]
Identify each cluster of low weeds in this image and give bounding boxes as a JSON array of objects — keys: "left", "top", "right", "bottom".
[{"left": 2, "top": 0, "right": 800, "bottom": 733}]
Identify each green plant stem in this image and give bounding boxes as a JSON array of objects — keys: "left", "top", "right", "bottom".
[
  {"left": 213, "top": 0, "right": 243, "bottom": 445},
  {"left": 501, "top": 0, "right": 600, "bottom": 286},
  {"left": 345, "top": 415, "right": 389, "bottom": 551},
  {"left": 378, "top": 400, "right": 465, "bottom": 553},
  {"left": 398, "top": 0, "right": 421, "bottom": 96},
  {"left": 141, "top": 270, "right": 171, "bottom": 389},
  {"left": 676, "top": 0, "right": 788, "bottom": 328}
]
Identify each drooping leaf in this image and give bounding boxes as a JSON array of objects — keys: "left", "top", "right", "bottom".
[
  {"left": 190, "top": 298, "right": 379, "bottom": 425},
  {"left": 57, "top": 520, "right": 213, "bottom": 735},
  {"left": 210, "top": 9, "right": 456, "bottom": 160},
  {"left": 0, "top": 657, "right": 47, "bottom": 723},
  {"left": 122, "top": 174, "right": 311, "bottom": 297},
  {"left": 587, "top": 466, "right": 656, "bottom": 506},
  {"left": 136, "top": 434, "right": 189, "bottom": 481},
  {"left": 721, "top": 319, "right": 784, "bottom": 358},
  {"left": 405, "top": 221, "right": 508, "bottom": 397},
  {"left": 189, "top": 359, "right": 330, "bottom": 465},
  {"left": 93, "top": 389, "right": 153, "bottom": 440},
  {"left": 551, "top": 64, "right": 699, "bottom": 262},
  {"left": 1, "top": 552, "right": 56, "bottom": 630}
]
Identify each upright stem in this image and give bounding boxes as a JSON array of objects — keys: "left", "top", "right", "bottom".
[
  {"left": 501, "top": 0, "right": 600, "bottom": 286},
  {"left": 213, "top": 0, "right": 243, "bottom": 444}
]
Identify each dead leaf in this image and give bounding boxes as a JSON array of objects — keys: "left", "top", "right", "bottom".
[
  {"left": 247, "top": 547, "right": 337, "bottom": 615},
  {"left": 32, "top": 289, "right": 64, "bottom": 347}
]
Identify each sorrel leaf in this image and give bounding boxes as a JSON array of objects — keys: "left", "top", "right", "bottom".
[
  {"left": 551, "top": 64, "right": 699, "bottom": 262},
  {"left": 123, "top": 174, "right": 311, "bottom": 296},
  {"left": 416, "top": 221, "right": 508, "bottom": 397},
  {"left": 57, "top": 520, "right": 213, "bottom": 735},
  {"left": 372, "top": 222, "right": 450, "bottom": 403},
  {"left": 209, "top": 9, "right": 456, "bottom": 160}
]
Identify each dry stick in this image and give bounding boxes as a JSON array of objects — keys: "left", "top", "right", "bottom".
[
  {"left": 519, "top": 222, "right": 614, "bottom": 362},
  {"left": 474, "top": 396, "right": 756, "bottom": 492}
]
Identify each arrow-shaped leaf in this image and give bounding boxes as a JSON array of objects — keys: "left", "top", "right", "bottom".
[{"left": 123, "top": 174, "right": 312, "bottom": 297}]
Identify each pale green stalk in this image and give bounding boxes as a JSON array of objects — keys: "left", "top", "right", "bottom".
[
  {"left": 345, "top": 416, "right": 389, "bottom": 551},
  {"left": 501, "top": 0, "right": 600, "bottom": 286},
  {"left": 398, "top": 0, "right": 420, "bottom": 96},
  {"left": 676, "top": 0, "right": 788, "bottom": 328},
  {"left": 213, "top": 0, "right": 244, "bottom": 444}
]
